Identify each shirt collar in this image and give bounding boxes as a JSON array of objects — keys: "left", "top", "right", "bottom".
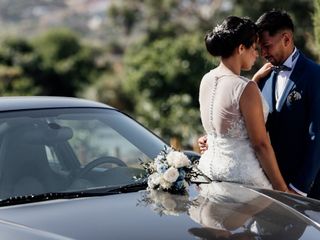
[{"left": 282, "top": 47, "right": 299, "bottom": 69}]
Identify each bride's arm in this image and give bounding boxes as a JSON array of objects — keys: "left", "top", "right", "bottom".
[
  {"left": 252, "top": 62, "right": 273, "bottom": 83},
  {"left": 239, "top": 81, "right": 288, "bottom": 192}
]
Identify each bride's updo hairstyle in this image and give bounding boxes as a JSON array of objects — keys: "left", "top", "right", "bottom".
[{"left": 205, "top": 16, "right": 258, "bottom": 58}]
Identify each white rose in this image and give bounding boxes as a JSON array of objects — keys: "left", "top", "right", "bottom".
[
  {"left": 166, "top": 151, "right": 181, "bottom": 166},
  {"left": 174, "top": 153, "right": 190, "bottom": 168},
  {"left": 166, "top": 151, "right": 175, "bottom": 166},
  {"left": 163, "top": 167, "right": 179, "bottom": 183},
  {"left": 159, "top": 177, "right": 172, "bottom": 190},
  {"left": 167, "top": 151, "right": 190, "bottom": 168}
]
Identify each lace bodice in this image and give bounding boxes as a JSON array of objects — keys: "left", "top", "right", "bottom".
[
  {"left": 198, "top": 65, "right": 272, "bottom": 189},
  {"left": 199, "top": 67, "right": 269, "bottom": 139}
]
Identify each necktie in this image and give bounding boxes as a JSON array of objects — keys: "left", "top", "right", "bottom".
[{"left": 271, "top": 65, "right": 292, "bottom": 109}]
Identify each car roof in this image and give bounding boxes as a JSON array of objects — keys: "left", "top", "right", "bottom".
[{"left": 0, "top": 96, "right": 114, "bottom": 112}]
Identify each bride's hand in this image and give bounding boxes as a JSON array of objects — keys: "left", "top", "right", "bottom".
[
  {"left": 198, "top": 135, "right": 208, "bottom": 154},
  {"left": 287, "top": 189, "right": 298, "bottom": 195},
  {"left": 252, "top": 62, "right": 273, "bottom": 83},
  {"left": 285, "top": 187, "right": 302, "bottom": 195}
]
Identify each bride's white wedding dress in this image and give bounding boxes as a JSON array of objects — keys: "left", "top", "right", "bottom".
[{"left": 198, "top": 65, "right": 272, "bottom": 189}]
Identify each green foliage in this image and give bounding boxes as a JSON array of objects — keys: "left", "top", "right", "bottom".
[
  {"left": 134, "top": 93, "right": 202, "bottom": 147},
  {"left": 95, "top": 72, "right": 134, "bottom": 112},
  {"left": 313, "top": 0, "right": 320, "bottom": 59},
  {"left": 123, "top": 33, "right": 217, "bottom": 145},
  {"left": 108, "top": 2, "right": 141, "bottom": 35},
  {"left": 107, "top": 0, "right": 220, "bottom": 45},
  {"left": 33, "top": 29, "right": 81, "bottom": 66},
  {"left": 125, "top": 33, "right": 215, "bottom": 106},
  {"left": 0, "top": 65, "right": 40, "bottom": 96},
  {"left": 0, "top": 37, "right": 37, "bottom": 68},
  {"left": 0, "top": 38, "right": 41, "bottom": 95},
  {"left": 0, "top": 28, "right": 104, "bottom": 97},
  {"left": 31, "top": 28, "right": 99, "bottom": 96}
]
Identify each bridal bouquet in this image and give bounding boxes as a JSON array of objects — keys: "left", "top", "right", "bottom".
[{"left": 140, "top": 146, "right": 206, "bottom": 194}]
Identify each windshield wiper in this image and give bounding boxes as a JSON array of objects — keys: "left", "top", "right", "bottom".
[
  {"left": 0, "top": 180, "right": 148, "bottom": 207},
  {"left": 0, "top": 191, "right": 94, "bottom": 207},
  {"left": 102, "top": 180, "right": 148, "bottom": 194}
]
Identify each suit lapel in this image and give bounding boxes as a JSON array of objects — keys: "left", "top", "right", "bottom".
[
  {"left": 261, "top": 73, "right": 275, "bottom": 113},
  {"left": 275, "top": 53, "right": 306, "bottom": 111},
  {"left": 276, "top": 79, "right": 295, "bottom": 111}
]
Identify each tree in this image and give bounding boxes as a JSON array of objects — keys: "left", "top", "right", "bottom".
[
  {"left": 123, "top": 33, "right": 217, "bottom": 147},
  {"left": 0, "top": 37, "right": 41, "bottom": 95},
  {"left": 0, "top": 29, "right": 104, "bottom": 97},
  {"left": 313, "top": 0, "right": 320, "bottom": 60},
  {"left": 32, "top": 28, "right": 101, "bottom": 96},
  {"left": 107, "top": 0, "right": 223, "bottom": 45},
  {"left": 108, "top": 1, "right": 142, "bottom": 36},
  {"left": 94, "top": 71, "right": 134, "bottom": 113}
]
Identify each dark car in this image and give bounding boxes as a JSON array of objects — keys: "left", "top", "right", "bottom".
[{"left": 0, "top": 96, "right": 319, "bottom": 239}]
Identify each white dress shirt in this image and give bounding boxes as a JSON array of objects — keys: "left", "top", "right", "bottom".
[{"left": 275, "top": 48, "right": 299, "bottom": 107}]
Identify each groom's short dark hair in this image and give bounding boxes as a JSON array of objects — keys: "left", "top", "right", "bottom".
[{"left": 256, "top": 10, "right": 294, "bottom": 36}]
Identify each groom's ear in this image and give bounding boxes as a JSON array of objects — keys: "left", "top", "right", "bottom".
[{"left": 282, "top": 31, "right": 293, "bottom": 47}]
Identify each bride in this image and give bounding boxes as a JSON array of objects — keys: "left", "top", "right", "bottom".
[{"left": 198, "top": 16, "right": 288, "bottom": 192}]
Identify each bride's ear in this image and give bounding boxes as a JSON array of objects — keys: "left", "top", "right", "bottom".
[{"left": 238, "top": 44, "right": 245, "bottom": 55}]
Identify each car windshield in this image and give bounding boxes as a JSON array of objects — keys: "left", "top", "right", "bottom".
[{"left": 0, "top": 107, "right": 167, "bottom": 200}]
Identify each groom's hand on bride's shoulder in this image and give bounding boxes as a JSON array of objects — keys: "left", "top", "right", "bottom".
[{"left": 198, "top": 135, "right": 208, "bottom": 154}]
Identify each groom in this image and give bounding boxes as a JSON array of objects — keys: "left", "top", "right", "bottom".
[
  {"left": 198, "top": 10, "right": 320, "bottom": 199},
  {"left": 255, "top": 10, "right": 320, "bottom": 199}
]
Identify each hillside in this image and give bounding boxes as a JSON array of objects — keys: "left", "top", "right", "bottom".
[{"left": 0, "top": 0, "right": 111, "bottom": 45}]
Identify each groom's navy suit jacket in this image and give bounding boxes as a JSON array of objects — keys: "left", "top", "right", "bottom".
[{"left": 258, "top": 51, "right": 320, "bottom": 196}]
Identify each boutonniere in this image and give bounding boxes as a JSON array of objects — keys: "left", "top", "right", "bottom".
[{"left": 287, "top": 90, "right": 302, "bottom": 105}]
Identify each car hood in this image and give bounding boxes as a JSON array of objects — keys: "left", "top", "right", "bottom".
[{"left": 0, "top": 182, "right": 319, "bottom": 240}]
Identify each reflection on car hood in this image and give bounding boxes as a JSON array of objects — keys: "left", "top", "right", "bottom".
[
  {"left": 249, "top": 186, "right": 320, "bottom": 228},
  {"left": 0, "top": 182, "right": 319, "bottom": 239},
  {"left": 0, "top": 219, "right": 72, "bottom": 239}
]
